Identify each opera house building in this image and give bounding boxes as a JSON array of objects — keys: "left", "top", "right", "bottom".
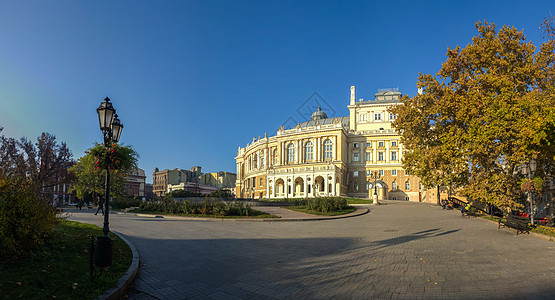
[{"left": 235, "top": 86, "right": 423, "bottom": 202}]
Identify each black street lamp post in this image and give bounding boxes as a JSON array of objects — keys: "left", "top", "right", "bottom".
[
  {"left": 369, "top": 171, "right": 380, "bottom": 205},
  {"left": 95, "top": 97, "right": 123, "bottom": 268}
]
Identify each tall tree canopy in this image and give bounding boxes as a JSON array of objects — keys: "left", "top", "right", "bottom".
[
  {"left": 0, "top": 128, "right": 73, "bottom": 195},
  {"left": 70, "top": 142, "right": 139, "bottom": 202},
  {"left": 390, "top": 21, "right": 555, "bottom": 209}
]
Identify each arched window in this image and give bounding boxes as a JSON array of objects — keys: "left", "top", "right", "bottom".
[
  {"left": 260, "top": 151, "right": 265, "bottom": 168},
  {"left": 392, "top": 181, "right": 398, "bottom": 190},
  {"left": 323, "top": 139, "right": 333, "bottom": 159},
  {"left": 287, "top": 143, "right": 296, "bottom": 163},
  {"left": 273, "top": 149, "right": 278, "bottom": 165},
  {"left": 305, "top": 141, "right": 313, "bottom": 160},
  {"left": 253, "top": 154, "right": 258, "bottom": 169},
  {"left": 405, "top": 181, "right": 410, "bottom": 191}
]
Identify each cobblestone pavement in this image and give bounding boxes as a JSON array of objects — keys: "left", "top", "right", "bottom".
[{"left": 68, "top": 201, "right": 555, "bottom": 299}]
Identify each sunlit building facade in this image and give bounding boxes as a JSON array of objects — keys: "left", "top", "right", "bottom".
[{"left": 235, "top": 86, "right": 424, "bottom": 201}]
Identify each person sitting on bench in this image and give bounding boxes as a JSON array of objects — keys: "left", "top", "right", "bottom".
[{"left": 461, "top": 203, "right": 471, "bottom": 214}]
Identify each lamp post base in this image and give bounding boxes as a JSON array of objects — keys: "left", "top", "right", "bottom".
[
  {"left": 94, "top": 235, "right": 113, "bottom": 268},
  {"left": 373, "top": 194, "right": 379, "bottom": 205}
]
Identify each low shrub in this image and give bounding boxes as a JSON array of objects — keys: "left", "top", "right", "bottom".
[
  {"left": 293, "top": 197, "right": 349, "bottom": 213},
  {"left": 110, "top": 197, "right": 141, "bottom": 210},
  {"left": 0, "top": 177, "right": 58, "bottom": 263},
  {"left": 139, "top": 199, "right": 255, "bottom": 217}
]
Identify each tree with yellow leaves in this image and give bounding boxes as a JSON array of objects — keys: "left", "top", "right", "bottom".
[{"left": 391, "top": 21, "right": 555, "bottom": 210}]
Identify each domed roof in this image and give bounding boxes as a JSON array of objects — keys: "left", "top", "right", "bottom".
[{"left": 311, "top": 106, "right": 328, "bottom": 120}]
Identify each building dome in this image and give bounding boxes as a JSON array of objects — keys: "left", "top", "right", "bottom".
[{"left": 311, "top": 106, "right": 328, "bottom": 120}]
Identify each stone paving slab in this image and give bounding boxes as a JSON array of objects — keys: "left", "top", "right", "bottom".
[{"left": 68, "top": 201, "right": 555, "bottom": 299}]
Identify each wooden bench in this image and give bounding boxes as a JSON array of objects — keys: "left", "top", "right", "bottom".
[
  {"left": 498, "top": 214, "right": 531, "bottom": 235},
  {"left": 461, "top": 206, "right": 478, "bottom": 217}
]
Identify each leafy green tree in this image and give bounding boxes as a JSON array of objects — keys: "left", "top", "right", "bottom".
[
  {"left": 209, "top": 188, "right": 234, "bottom": 199},
  {"left": 70, "top": 142, "right": 138, "bottom": 203},
  {"left": 391, "top": 21, "right": 555, "bottom": 209}
]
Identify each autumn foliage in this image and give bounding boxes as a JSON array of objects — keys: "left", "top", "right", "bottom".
[{"left": 391, "top": 21, "right": 555, "bottom": 209}]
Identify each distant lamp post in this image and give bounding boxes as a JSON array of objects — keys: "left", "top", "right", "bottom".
[
  {"left": 369, "top": 171, "right": 380, "bottom": 205},
  {"left": 522, "top": 159, "right": 537, "bottom": 226},
  {"left": 95, "top": 97, "right": 124, "bottom": 268}
]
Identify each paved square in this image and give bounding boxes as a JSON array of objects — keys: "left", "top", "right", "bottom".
[{"left": 69, "top": 201, "right": 555, "bottom": 299}]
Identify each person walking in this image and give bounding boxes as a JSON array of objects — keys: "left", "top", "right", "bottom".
[{"left": 94, "top": 196, "right": 104, "bottom": 216}]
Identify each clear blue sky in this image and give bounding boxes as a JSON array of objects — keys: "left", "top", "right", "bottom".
[{"left": 0, "top": 0, "right": 553, "bottom": 183}]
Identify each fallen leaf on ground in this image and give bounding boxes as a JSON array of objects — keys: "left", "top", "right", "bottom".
[{"left": 16, "top": 282, "right": 22, "bottom": 286}]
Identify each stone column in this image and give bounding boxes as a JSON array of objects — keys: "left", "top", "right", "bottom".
[
  {"left": 304, "top": 176, "right": 308, "bottom": 198},
  {"left": 373, "top": 141, "right": 377, "bottom": 163},
  {"left": 324, "top": 175, "right": 329, "bottom": 195},
  {"left": 333, "top": 135, "right": 337, "bottom": 160},
  {"left": 315, "top": 137, "right": 320, "bottom": 162},
  {"left": 332, "top": 174, "right": 336, "bottom": 196},
  {"left": 386, "top": 141, "right": 390, "bottom": 163}
]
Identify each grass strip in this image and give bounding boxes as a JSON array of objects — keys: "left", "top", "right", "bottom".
[
  {"left": 0, "top": 219, "right": 132, "bottom": 300},
  {"left": 478, "top": 215, "right": 555, "bottom": 238},
  {"left": 130, "top": 209, "right": 278, "bottom": 218}
]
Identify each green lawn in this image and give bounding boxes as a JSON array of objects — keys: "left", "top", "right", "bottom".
[
  {"left": 479, "top": 215, "right": 555, "bottom": 238},
  {"left": 0, "top": 219, "right": 132, "bottom": 300},
  {"left": 345, "top": 198, "right": 374, "bottom": 205},
  {"left": 285, "top": 206, "right": 357, "bottom": 216}
]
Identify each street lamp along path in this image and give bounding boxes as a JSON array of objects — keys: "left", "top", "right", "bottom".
[{"left": 95, "top": 97, "right": 123, "bottom": 268}]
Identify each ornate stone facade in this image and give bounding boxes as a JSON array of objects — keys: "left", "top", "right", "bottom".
[{"left": 235, "top": 86, "right": 425, "bottom": 202}]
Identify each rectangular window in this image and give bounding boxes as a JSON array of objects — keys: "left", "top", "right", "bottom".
[
  {"left": 354, "top": 171, "right": 358, "bottom": 177},
  {"left": 391, "top": 151, "right": 397, "bottom": 161},
  {"left": 353, "top": 143, "right": 359, "bottom": 148},
  {"left": 374, "top": 113, "right": 381, "bottom": 121},
  {"left": 378, "top": 141, "right": 384, "bottom": 147},
  {"left": 379, "top": 170, "right": 384, "bottom": 176},
  {"left": 392, "top": 170, "right": 397, "bottom": 176},
  {"left": 366, "top": 153, "right": 372, "bottom": 161},
  {"left": 366, "top": 142, "right": 371, "bottom": 148},
  {"left": 353, "top": 153, "right": 359, "bottom": 162},
  {"left": 366, "top": 182, "right": 371, "bottom": 190},
  {"left": 366, "top": 170, "right": 371, "bottom": 176},
  {"left": 378, "top": 152, "right": 384, "bottom": 161},
  {"left": 391, "top": 141, "right": 397, "bottom": 147},
  {"left": 389, "top": 113, "right": 397, "bottom": 120},
  {"left": 260, "top": 178, "right": 263, "bottom": 185}
]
